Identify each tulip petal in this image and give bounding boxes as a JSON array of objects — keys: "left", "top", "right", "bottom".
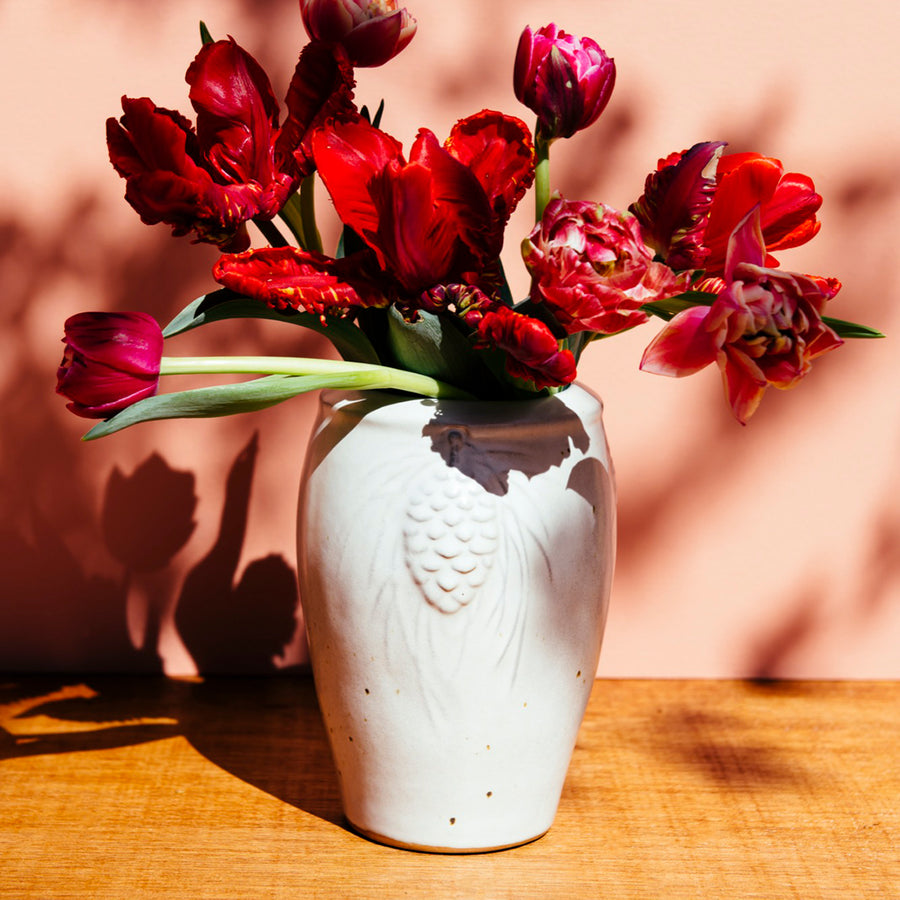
[
  {"left": 444, "top": 110, "right": 535, "bottom": 225},
  {"left": 723, "top": 207, "right": 767, "bottom": 280},
  {"left": 63, "top": 311, "right": 163, "bottom": 375},
  {"left": 212, "top": 245, "right": 387, "bottom": 314},
  {"left": 720, "top": 347, "right": 766, "bottom": 425},
  {"left": 759, "top": 172, "right": 822, "bottom": 251},
  {"left": 279, "top": 41, "right": 357, "bottom": 178},
  {"left": 312, "top": 117, "right": 406, "bottom": 258},
  {"left": 629, "top": 141, "right": 725, "bottom": 270},
  {"left": 187, "top": 39, "right": 281, "bottom": 185},
  {"left": 640, "top": 305, "right": 717, "bottom": 377}
]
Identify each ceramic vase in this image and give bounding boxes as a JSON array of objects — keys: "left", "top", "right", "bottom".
[{"left": 297, "top": 384, "right": 616, "bottom": 852}]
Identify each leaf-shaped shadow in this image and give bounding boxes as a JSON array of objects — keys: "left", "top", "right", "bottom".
[
  {"left": 173, "top": 433, "right": 300, "bottom": 674},
  {"left": 423, "top": 395, "right": 591, "bottom": 496}
]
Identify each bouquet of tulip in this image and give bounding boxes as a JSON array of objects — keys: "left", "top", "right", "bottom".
[{"left": 56, "top": 0, "right": 881, "bottom": 436}]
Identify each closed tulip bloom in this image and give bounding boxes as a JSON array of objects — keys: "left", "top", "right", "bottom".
[
  {"left": 514, "top": 24, "right": 615, "bottom": 141},
  {"left": 299, "top": 0, "right": 417, "bottom": 67},
  {"left": 57, "top": 312, "right": 163, "bottom": 418}
]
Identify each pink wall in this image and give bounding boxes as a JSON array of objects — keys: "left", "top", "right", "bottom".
[{"left": 1, "top": 0, "right": 897, "bottom": 676}]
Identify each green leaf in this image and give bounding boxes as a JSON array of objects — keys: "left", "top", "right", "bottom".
[
  {"left": 162, "top": 289, "right": 381, "bottom": 364},
  {"left": 386, "top": 307, "right": 487, "bottom": 392},
  {"left": 371, "top": 99, "right": 385, "bottom": 129},
  {"left": 360, "top": 100, "right": 385, "bottom": 129},
  {"left": 823, "top": 317, "right": 885, "bottom": 340},
  {"left": 83, "top": 371, "right": 389, "bottom": 441},
  {"left": 495, "top": 258, "right": 515, "bottom": 308},
  {"left": 641, "top": 291, "right": 717, "bottom": 321},
  {"left": 277, "top": 193, "right": 307, "bottom": 248},
  {"left": 199, "top": 21, "right": 214, "bottom": 45}
]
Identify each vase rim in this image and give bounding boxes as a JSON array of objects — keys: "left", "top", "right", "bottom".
[{"left": 318, "top": 381, "right": 602, "bottom": 414}]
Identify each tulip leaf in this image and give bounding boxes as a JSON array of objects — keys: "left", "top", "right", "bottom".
[
  {"left": 386, "top": 307, "right": 490, "bottom": 393},
  {"left": 82, "top": 370, "right": 395, "bottom": 441},
  {"left": 199, "top": 21, "right": 214, "bottom": 45},
  {"left": 641, "top": 291, "right": 717, "bottom": 321},
  {"left": 822, "top": 316, "right": 885, "bottom": 339},
  {"left": 361, "top": 100, "right": 385, "bottom": 129},
  {"left": 162, "top": 289, "right": 381, "bottom": 364}
]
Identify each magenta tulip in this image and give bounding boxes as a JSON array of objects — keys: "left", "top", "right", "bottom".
[
  {"left": 57, "top": 312, "right": 163, "bottom": 418},
  {"left": 514, "top": 24, "right": 615, "bottom": 141},
  {"left": 299, "top": 0, "right": 417, "bottom": 68}
]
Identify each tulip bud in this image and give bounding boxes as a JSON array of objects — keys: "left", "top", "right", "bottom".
[
  {"left": 299, "top": 0, "right": 417, "bottom": 68},
  {"left": 56, "top": 312, "right": 163, "bottom": 418},
  {"left": 514, "top": 24, "right": 615, "bottom": 141}
]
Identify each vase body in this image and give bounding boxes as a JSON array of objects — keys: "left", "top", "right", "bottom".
[{"left": 297, "top": 384, "right": 615, "bottom": 852}]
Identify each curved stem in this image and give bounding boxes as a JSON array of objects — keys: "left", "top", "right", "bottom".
[
  {"left": 300, "top": 174, "right": 323, "bottom": 254},
  {"left": 278, "top": 194, "right": 307, "bottom": 248},
  {"left": 158, "top": 355, "right": 476, "bottom": 401}
]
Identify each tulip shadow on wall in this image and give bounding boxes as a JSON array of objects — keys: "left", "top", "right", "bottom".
[{"left": 96, "top": 433, "right": 300, "bottom": 674}]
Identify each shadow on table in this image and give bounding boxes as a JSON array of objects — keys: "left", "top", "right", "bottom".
[{"left": 0, "top": 675, "right": 345, "bottom": 828}]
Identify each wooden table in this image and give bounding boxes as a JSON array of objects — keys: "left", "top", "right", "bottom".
[{"left": 1, "top": 677, "right": 896, "bottom": 899}]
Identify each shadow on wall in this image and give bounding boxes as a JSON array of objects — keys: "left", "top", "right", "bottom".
[
  {"left": 0, "top": 432, "right": 300, "bottom": 674},
  {"left": 1, "top": 0, "right": 898, "bottom": 676},
  {"left": 614, "top": 155, "right": 900, "bottom": 678},
  {"left": 0, "top": 191, "right": 303, "bottom": 674}
]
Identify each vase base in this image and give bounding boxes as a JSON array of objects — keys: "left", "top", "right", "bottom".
[{"left": 347, "top": 819, "right": 549, "bottom": 855}]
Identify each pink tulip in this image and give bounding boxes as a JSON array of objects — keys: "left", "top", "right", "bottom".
[
  {"left": 523, "top": 198, "right": 686, "bottom": 336},
  {"left": 640, "top": 208, "right": 843, "bottom": 423},
  {"left": 514, "top": 24, "right": 615, "bottom": 141},
  {"left": 299, "top": 0, "right": 417, "bottom": 68},
  {"left": 57, "top": 312, "right": 163, "bottom": 418}
]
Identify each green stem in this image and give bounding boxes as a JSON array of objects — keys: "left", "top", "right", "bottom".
[
  {"left": 534, "top": 133, "right": 552, "bottom": 223},
  {"left": 158, "top": 355, "right": 476, "bottom": 401},
  {"left": 278, "top": 193, "right": 307, "bottom": 248},
  {"left": 300, "top": 174, "right": 323, "bottom": 253}
]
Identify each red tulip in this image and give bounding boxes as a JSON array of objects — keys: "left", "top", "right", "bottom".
[
  {"left": 107, "top": 38, "right": 355, "bottom": 252},
  {"left": 640, "top": 208, "right": 842, "bottom": 423},
  {"left": 107, "top": 39, "right": 292, "bottom": 252},
  {"left": 702, "top": 152, "right": 823, "bottom": 275},
  {"left": 514, "top": 24, "right": 615, "bottom": 141},
  {"left": 473, "top": 304, "right": 576, "bottom": 390},
  {"left": 57, "top": 312, "right": 164, "bottom": 419},
  {"left": 299, "top": 0, "right": 417, "bottom": 67},
  {"left": 629, "top": 141, "right": 725, "bottom": 271},
  {"left": 311, "top": 112, "right": 533, "bottom": 295}
]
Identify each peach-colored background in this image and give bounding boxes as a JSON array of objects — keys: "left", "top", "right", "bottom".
[{"left": 1, "top": 0, "right": 897, "bottom": 677}]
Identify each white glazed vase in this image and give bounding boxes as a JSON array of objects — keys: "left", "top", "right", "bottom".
[{"left": 297, "top": 383, "right": 616, "bottom": 852}]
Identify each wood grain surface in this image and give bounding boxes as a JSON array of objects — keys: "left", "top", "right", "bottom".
[{"left": 1, "top": 677, "right": 897, "bottom": 899}]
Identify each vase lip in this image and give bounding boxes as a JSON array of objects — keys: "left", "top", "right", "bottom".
[
  {"left": 318, "top": 381, "right": 602, "bottom": 414},
  {"left": 316, "top": 382, "right": 604, "bottom": 433}
]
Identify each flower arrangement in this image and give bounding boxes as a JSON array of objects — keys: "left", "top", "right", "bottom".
[{"left": 56, "top": 0, "right": 881, "bottom": 435}]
